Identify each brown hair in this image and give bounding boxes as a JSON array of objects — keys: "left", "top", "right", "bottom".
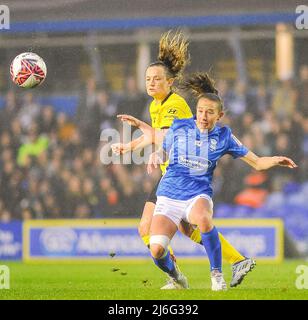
[
  {"left": 181, "top": 72, "right": 224, "bottom": 111},
  {"left": 149, "top": 30, "right": 190, "bottom": 80}
]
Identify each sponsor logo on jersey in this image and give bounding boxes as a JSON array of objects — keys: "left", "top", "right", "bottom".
[
  {"left": 178, "top": 155, "right": 211, "bottom": 171},
  {"left": 167, "top": 108, "right": 177, "bottom": 114}
]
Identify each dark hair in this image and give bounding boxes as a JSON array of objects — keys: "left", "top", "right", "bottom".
[
  {"left": 180, "top": 72, "right": 224, "bottom": 111},
  {"left": 148, "top": 30, "right": 190, "bottom": 80}
]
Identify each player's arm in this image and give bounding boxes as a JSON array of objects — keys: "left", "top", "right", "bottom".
[
  {"left": 240, "top": 150, "right": 297, "bottom": 171},
  {"left": 111, "top": 114, "right": 166, "bottom": 154},
  {"left": 147, "top": 147, "right": 168, "bottom": 175}
]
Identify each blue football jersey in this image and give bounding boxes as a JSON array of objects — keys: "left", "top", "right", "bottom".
[{"left": 156, "top": 117, "right": 249, "bottom": 200}]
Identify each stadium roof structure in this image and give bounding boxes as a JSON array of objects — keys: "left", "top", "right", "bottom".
[
  {"left": 5, "top": 0, "right": 303, "bottom": 23},
  {"left": 2, "top": 0, "right": 306, "bottom": 47}
]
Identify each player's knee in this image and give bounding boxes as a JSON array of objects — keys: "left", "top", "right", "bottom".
[
  {"left": 150, "top": 235, "right": 170, "bottom": 259},
  {"left": 150, "top": 244, "right": 165, "bottom": 259},
  {"left": 197, "top": 214, "right": 213, "bottom": 233}
]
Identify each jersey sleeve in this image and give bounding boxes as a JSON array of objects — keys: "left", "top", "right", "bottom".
[{"left": 225, "top": 130, "right": 249, "bottom": 159}]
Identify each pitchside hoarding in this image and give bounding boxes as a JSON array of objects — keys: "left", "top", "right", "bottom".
[
  {"left": 22, "top": 219, "right": 284, "bottom": 263},
  {"left": 0, "top": 221, "right": 23, "bottom": 260}
]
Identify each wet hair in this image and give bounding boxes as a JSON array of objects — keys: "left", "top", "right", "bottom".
[
  {"left": 148, "top": 30, "right": 190, "bottom": 80},
  {"left": 180, "top": 72, "right": 224, "bottom": 112}
]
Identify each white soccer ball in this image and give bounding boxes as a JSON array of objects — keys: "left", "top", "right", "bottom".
[{"left": 10, "top": 52, "right": 47, "bottom": 88}]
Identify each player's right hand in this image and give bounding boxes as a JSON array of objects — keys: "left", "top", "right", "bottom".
[
  {"left": 147, "top": 151, "right": 163, "bottom": 175},
  {"left": 117, "top": 114, "right": 141, "bottom": 127},
  {"left": 111, "top": 143, "right": 129, "bottom": 155}
]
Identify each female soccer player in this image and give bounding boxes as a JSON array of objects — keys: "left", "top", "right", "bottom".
[
  {"left": 117, "top": 72, "right": 297, "bottom": 290},
  {"left": 112, "top": 31, "right": 255, "bottom": 289}
]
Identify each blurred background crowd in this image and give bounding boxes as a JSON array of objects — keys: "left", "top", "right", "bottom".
[{"left": 0, "top": 67, "right": 307, "bottom": 221}]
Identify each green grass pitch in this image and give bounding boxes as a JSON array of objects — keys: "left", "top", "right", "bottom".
[{"left": 1, "top": 259, "right": 307, "bottom": 300}]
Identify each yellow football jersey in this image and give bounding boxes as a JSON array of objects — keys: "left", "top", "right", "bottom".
[{"left": 149, "top": 92, "right": 193, "bottom": 174}]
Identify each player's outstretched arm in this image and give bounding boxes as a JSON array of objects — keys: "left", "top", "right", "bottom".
[
  {"left": 111, "top": 114, "right": 152, "bottom": 155},
  {"left": 111, "top": 115, "right": 166, "bottom": 155},
  {"left": 240, "top": 151, "right": 298, "bottom": 171},
  {"left": 117, "top": 114, "right": 155, "bottom": 137},
  {"left": 111, "top": 135, "right": 148, "bottom": 155}
]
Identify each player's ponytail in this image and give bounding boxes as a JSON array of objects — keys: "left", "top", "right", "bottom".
[
  {"left": 181, "top": 72, "right": 224, "bottom": 111},
  {"left": 149, "top": 30, "right": 190, "bottom": 80}
]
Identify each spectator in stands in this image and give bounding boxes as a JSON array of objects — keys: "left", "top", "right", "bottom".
[
  {"left": 300, "top": 118, "right": 308, "bottom": 181},
  {"left": 271, "top": 79, "right": 297, "bottom": 120},
  {"left": 0, "top": 90, "right": 19, "bottom": 132},
  {"left": 17, "top": 126, "right": 49, "bottom": 167},
  {"left": 118, "top": 75, "right": 148, "bottom": 119},
  {"left": 37, "top": 105, "right": 57, "bottom": 135},
  {"left": 247, "top": 84, "right": 270, "bottom": 118},
  {"left": 228, "top": 81, "right": 248, "bottom": 117},
  {"left": 82, "top": 177, "right": 100, "bottom": 217},
  {"left": 17, "top": 92, "right": 40, "bottom": 130},
  {"left": 297, "top": 64, "right": 308, "bottom": 117},
  {"left": 97, "top": 88, "right": 118, "bottom": 131}
]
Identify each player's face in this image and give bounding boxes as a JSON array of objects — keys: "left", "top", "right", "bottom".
[
  {"left": 196, "top": 97, "right": 224, "bottom": 131},
  {"left": 146, "top": 66, "right": 174, "bottom": 100}
]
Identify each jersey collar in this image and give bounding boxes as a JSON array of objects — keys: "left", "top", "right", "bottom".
[{"left": 161, "top": 91, "right": 173, "bottom": 106}]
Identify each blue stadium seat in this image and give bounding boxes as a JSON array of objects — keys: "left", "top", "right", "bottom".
[
  {"left": 214, "top": 203, "right": 234, "bottom": 217},
  {"left": 282, "top": 182, "right": 301, "bottom": 195},
  {"left": 263, "top": 192, "right": 285, "bottom": 209},
  {"left": 234, "top": 205, "right": 255, "bottom": 217}
]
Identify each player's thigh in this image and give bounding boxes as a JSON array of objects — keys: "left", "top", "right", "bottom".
[
  {"left": 150, "top": 214, "right": 178, "bottom": 239},
  {"left": 188, "top": 198, "right": 213, "bottom": 226},
  {"left": 138, "top": 201, "right": 155, "bottom": 236}
]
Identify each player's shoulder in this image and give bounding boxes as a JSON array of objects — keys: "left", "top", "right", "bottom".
[
  {"left": 214, "top": 124, "right": 233, "bottom": 139},
  {"left": 168, "top": 92, "right": 188, "bottom": 104},
  {"left": 171, "top": 117, "right": 195, "bottom": 130},
  {"left": 163, "top": 93, "right": 190, "bottom": 111}
]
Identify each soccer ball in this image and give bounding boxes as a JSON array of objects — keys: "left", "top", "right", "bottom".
[{"left": 10, "top": 52, "right": 47, "bottom": 88}]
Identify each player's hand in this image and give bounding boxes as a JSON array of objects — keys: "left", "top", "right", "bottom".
[
  {"left": 147, "top": 151, "right": 163, "bottom": 175},
  {"left": 117, "top": 114, "right": 141, "bottom": 127},
  {"left": 274, "top": 156, "right": 298, "bottom": 169},
  {"left": 111, "top": 143, "right": 130, "bottom": 155}
]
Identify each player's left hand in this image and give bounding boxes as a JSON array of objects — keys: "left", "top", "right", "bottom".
[
  {"left": 274, "top": 156, "right": 298, "bottom": 168},
  {"left": 147, "top": 151, "right": 163, "bottom": 174},
  {"left": 117, "top": 114, "right": 141, "bottom": 127},
  {"left": 111, "top": 143, "right": 130, "bottom": 155}
]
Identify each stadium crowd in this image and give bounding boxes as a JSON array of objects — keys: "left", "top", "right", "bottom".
[{"left": 0, "top": 66, "right": 307, "bottom": 221}]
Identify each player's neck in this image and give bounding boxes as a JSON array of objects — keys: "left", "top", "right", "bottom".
[
  {"left": 195, "top": 120, "right": 215, "bottom": 133},
  {"left": 154, "top": 91, "right": 172, "bottom": 105}
]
